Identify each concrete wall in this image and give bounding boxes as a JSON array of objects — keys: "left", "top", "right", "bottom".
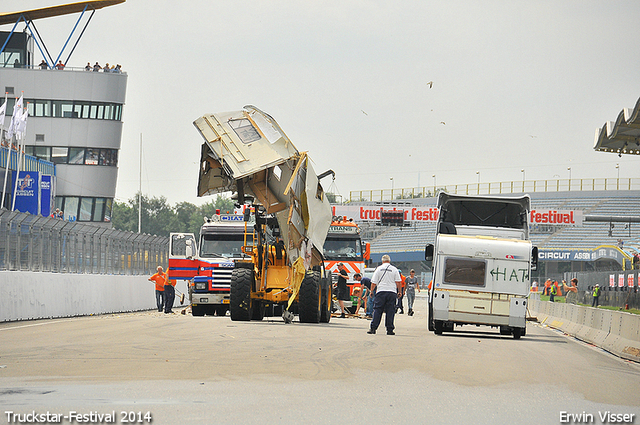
[
  {"left": 0, "top": 271, "right": 187, "bottom": 322},
  {"left": 529, "top": 297, "right": 640, "bottom": 363}
]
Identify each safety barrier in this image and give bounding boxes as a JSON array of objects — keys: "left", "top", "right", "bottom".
[
  {"left": 0, "top": 271, "right": 189, "bottom": 322},
  {"left": 529, "top": 298, "right": 640, "bottom": 363}
]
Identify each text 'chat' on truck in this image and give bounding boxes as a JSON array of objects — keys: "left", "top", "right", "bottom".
[
  {"left": 424, "top": 193, "right": 538, "bottom": 339},
  {"left": 168, "top": 210, "right": 254, "bottom": 316},
  {"left": 192, "top": 105, "right": 334, "bottom": 323}
]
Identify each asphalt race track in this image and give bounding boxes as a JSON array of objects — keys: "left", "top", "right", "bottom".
[{"left": 1, "top": 295, "right": 639, "bottom": 425}]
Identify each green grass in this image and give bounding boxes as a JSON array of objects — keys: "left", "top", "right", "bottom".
[
  {"left": 539, "top": 295, "right": 640, "bottom": 314},
  {"left": 594, "top": 305, "right": 640, "bottom": 315},
  {"left": 539, "top": 295, "right": 567, "bottom": 303}
]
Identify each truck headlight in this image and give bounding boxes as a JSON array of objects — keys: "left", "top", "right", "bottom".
[{"left": 195, "top": 282, "right": 207, "bottom": 290}]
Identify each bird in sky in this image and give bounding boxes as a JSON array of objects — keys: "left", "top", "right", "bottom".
[
  {"left": 440, "top": 121, "right": 446, "bottom": 125},
  {"left": 427, "top": 81, "right": 433, "bottom": 88},
  {"left": 361, "top": 110, "right": 368, "bottom": 116}
]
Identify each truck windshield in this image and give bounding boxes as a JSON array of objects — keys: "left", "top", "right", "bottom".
[
  {"left": 323, "top": 237, "right": 362, "bottom": 260},
  {"left": 200, "top": 234, "right": 252, "bottom": 259}
]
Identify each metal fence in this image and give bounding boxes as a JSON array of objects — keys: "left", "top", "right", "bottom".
[
  {"left": 350, "top": 177, "right": 640, "bottom": 202},
  {"left": 564, "top": 271, "right": 640, "bottom": 309},
  {"left": 0, "top": 209, "right": 167, "bottom": 275}
]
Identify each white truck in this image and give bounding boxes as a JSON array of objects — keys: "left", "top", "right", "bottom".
[{"left": 425, "top": 193, "right": 538, "bottom": 339}]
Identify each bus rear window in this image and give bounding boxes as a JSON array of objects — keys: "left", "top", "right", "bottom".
[{"left": 444, "top": 258, "right": 486, "bottom": 286}]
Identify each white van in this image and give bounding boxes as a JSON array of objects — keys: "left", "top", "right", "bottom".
[{"left": 425, "top": 193, "right": 537, "bottom": 339}]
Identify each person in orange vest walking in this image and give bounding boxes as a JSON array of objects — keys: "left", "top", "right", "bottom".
[
  {"left": 148, "top": 266, "right": 167, "bottom": 312},
  {"left": 396, "top": 270, "right": 407, "bottom": 314}
]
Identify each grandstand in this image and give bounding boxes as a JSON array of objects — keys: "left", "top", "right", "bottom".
[{"left": 344, "top": 188, "right": 640, "bottom": 281}]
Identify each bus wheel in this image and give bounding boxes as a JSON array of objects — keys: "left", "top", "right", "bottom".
[
  {"left": 427, "top": 302, "right": 434, "bottom": 331},
  {"left": 513, "top": 327, "right": 523, "bottom": 339}
]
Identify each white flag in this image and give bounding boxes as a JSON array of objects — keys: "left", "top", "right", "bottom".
[
  {"left": 6, "top": 94, "right": 23, "bottom": 141},
  {"left": 16, "top": 108, "right": 28, "bottom": 137},
  {"left": 0, "top": 101, "right": 6, "bottom": 129}
]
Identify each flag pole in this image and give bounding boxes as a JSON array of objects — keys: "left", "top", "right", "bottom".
[
  {"left": 10, "top": 94, "right": 25, "bottom": 212},
  {"left": 0, "top": 92, "right": 8, "bottom": 209},
  {"left": 138, "top": 132, "right": 142, "bottom": 233}
]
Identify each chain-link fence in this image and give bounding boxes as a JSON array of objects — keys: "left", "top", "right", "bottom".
[
  {"left": 564, "top": 271, "right": 640, "bottom": 309},
  {"left": 0, "top": 209, "right": 167, "bottom": 275}
]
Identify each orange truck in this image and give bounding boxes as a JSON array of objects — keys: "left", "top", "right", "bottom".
[{"left": 323, "top": 217, "right": 370, "bottom": 309}]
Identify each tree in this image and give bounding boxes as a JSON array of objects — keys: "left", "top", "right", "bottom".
[{"left": 111, "top": 192, "right": 237, "bottom": 238}]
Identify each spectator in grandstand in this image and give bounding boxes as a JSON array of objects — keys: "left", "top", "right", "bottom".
[
  {"left": 353, "top": 272, "right": 370, "bottom": 315},
  {"left": 39, "top": 60, "right": 47, "bottom": 69},
  {"left": 367, "top": 254, "right": 402, "bottom": 335},
  {"left": 148, "top": 266, "right": 166, "bottom": 312},
  {"left": 592, "top": 284, "right": 601, "bottom": 307},
  {"left": 55, "top": 60, "right": 65, "bottom": 70},
  {"left": 405, "top": 269, "right": 420, "bottom": 316},
  {"left": 93, "top": 62, "right": 102, "bottom": 72},
  {"left": 84, "top": 62, "right": 92, "bottom": 71}
]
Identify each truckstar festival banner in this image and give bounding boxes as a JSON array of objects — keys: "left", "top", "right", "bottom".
[
  {"left": 332, "top": 205, "right": 583, "bottom": 226},
  {"left": 332, "top": 205, "right": 439, "bottom": 223}
]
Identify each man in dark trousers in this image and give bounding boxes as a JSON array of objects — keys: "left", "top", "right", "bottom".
[
  {"left": 592, "top": 284, "right": 601, "bottom": 307},
  {"left": 163, "top": 270, "right": 176, "bottom": 314},
  {"left": 367, "top": 255, "right": 402, "bottom": 335}
]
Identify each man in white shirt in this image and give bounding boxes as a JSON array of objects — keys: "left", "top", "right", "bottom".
[{"left": 367, "top": 255, "right": 402, "bottom": 335}]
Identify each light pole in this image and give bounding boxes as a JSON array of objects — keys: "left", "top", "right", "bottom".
[
  {"left": 432, "top": 174, "right": 436, "bottom": 187},
  {"left": 616, "top": 163, "right": 620, "bottom": 180},
  {"left": 476, "top": 171, "right": 480, "bottom": 183},
  {"left": 521, "top": 169, "right": 525, "bottom": 181},
  {"left": 390, "top": 177, "right": 394, "bottom": 197},
  {"left": 567, "top": 167, "right": 571, "bottom": 180}
]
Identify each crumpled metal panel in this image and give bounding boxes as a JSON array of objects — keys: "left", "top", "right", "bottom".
[{"left": 193, "top": 105, "right": 331, "bottom": 263}]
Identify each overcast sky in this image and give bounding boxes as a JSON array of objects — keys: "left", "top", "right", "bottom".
[{"left": 12, "top": 1, "right": 640, "bottom": 206}]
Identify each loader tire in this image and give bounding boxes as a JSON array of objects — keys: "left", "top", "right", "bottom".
[
  {"left": 320, "top": 276, "right": 331, "bottom": 323},
  {"left": 230, "top": 268, "right": 253, "bottom": 321},
  {"left": 299, "top": 271, "right": 321, "bottom": 323},
  {"left": 191, "top": 305, "right": 205, "bottom": 317}
]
